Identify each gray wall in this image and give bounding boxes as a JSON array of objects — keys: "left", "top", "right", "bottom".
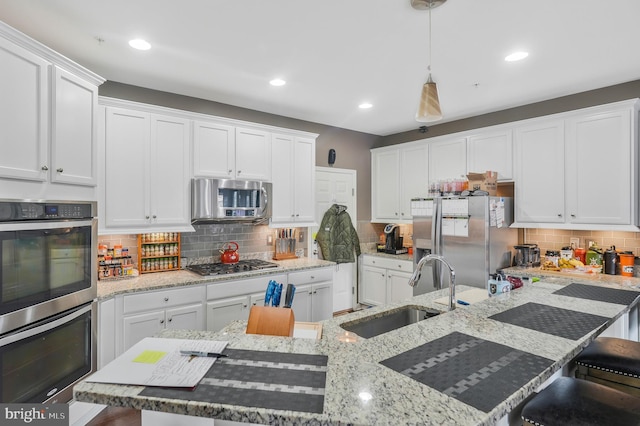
[
  {"left": 99, "top": 81, "right": 380, "bottom": 221},
  {"left": 377, "top": 79, "right": 640, "bottom": 147}
]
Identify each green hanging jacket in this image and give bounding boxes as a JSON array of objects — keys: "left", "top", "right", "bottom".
[{"left": 316, "top": 204, "right": 361, "bottom": 263}]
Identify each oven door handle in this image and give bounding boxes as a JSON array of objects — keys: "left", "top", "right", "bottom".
[
  {"left": 0, "top": 219, "right": 95, "bottom": 232},
  {"left": 0, "top": 303, "right": 92, "bottom": 346}
]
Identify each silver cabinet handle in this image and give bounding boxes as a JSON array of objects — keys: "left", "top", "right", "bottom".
[
  {"left": 146, "top": 215, "right": 150, "bottom": 219},
  {"left": 228, "top": 169, "right": 233, "bottom": 173},
  {"left": 243, "top": 304, "right": 248, "bottom": 308},
  {"left": 41, "top": 165, "right": 48, "bottom": 171},
  {"left": 164, "top": 297, "right": 169, "bottom": 302},
  {"left": 153, "top": 215, "right": 157, "bottom": 219},
  {"left": 310, "top": 276, "right": 315, "bottom": 279},
  {"left": 238, "top": 170, "right": 242, "bottom": 174},
  {"left": 160, "top": 319, "right": 165, "bottom": 324},
  {"left": 570, "top": 214, "right": 576, "bottom": 218},
  {"left": 558, "top": 214, "right": 562, "bottom": 218},
  {"left": 56, "top": 168, "right": 63, "bottom": 173},
  {"left": 168, "top": 318, "right": 172, "bottom": 322}
]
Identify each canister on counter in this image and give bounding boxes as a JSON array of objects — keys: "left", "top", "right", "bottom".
[
  {"left": 586, "top": 243, "right": 603, "bottom": 267},
  {"left": 603, "top": 246, "right": 618, "bottom": 275},
  {"left": 545, "top": 250, "right": 560, "bottom": 267},
  {"left": 560, "top": 246, "right": 573, "bottom": 261},
  {"left": 618, "top": 252, "right": 634, "bottom": 277},
  {"left": 574, "top": 247, "right": 586, "bottom": 264}
]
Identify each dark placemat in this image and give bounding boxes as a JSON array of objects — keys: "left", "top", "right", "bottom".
[
  {"left": 140, "top": 348, "right": 328, "bottom": 414},
  {"left": 489, "top": 302, "right": 609, "bottom": 340},
  {"left": 380, "top": 332, "right": 553, "bottom": 413},
  {"left": 553, "top": 283, "right": 640, "bottom": 306}
]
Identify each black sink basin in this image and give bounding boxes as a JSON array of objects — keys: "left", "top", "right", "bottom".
[{"left": 340, "top": 306, "right": 441, "bottom": 338}]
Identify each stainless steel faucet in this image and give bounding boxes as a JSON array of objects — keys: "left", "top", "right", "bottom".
[{"left": 408, "top": 254, "right": 456, "bottom": 310}]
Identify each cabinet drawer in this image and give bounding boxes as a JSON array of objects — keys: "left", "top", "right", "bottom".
[
  {"left": 207, "top": 273, "right": 287, "bottom": 300},
  {"left": 362, "top": 255, "right": 413, "bottom": 272},
  {"left": 123, "top": 285, "right": 204, "bottom": 314},
  {"left": 288, "top": 267, "right": 333, "bottom": 285}
]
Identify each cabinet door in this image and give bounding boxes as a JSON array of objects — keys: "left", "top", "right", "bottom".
[
  {"left": 467, "top": 129, "right": 513, "bottom": 180},
  {"left": 270, "top": 134, "right": 294, "bottom": 223},
  {"left": 289, "top": 283, "right": 312, "bottom": 322},
  {"left": 192, "top": 120, "right": 235, "bottom": 178},
  {"left": 104, "top": 107, "right": 150, "bottom": 228},
  {"left": 311, "top": 282, "right": 333, "bottom": 322},
  {"left": 293, "top": 137, "right": 316, "bottom": 223},
  {"left": 0, "top": 36, "right": 49, "bottom": 181},
  {"left": 388, "top": 270, "right": 413, "bottom": 303},
  {"left": 166, "top": 303, "right": 204, "bottom": 331},
  {"left": 98, "top": 298, "right": 116, "bottom": 369},
  {"left": 51, "top": 66, "right": 98, "bottom": 186},
  {"left": 150, "top": 114, "right": 191, "bottom": 226},
  {"left": 514, "top": 120, "right": 565, "bottom": 223},
  {"left": 566, "top": 109, "right": 632, "bottom": 225},
  {"left": 122, "top": 310, "right": 165, "bottom": 351},
  {"left": 359, "top": 265, "right": 387, "bottom": 306},
  {"left": 235, "top": 127, "right": 271, "bottom": 180},
  {"left": 400, "top": 144, "right": 429, "bottom": 220},
  {"left": 371, "top": 149, "right": 400, "bottom": 222},
  {"left": 206, "top": 296, "right": 249, "bottom": 332},
  {"left": 429, "top": 137, "right": 467, "bottom": 183}
]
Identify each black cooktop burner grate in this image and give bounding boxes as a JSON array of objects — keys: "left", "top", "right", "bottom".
[{"left": 187, "top": 259, "right": 279, "bottom": 276}]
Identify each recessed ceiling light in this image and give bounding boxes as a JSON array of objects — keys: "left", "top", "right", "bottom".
[
  {"left": 269, "top": 78, "right": 286, "bottom": 86},
  {"left": 359, "top": 102, "right": 373, "bottom": 109},
  {"left": 505, "top": 51, "right": 528, "bottom": 62},
  {"left": 129, "top": 39, "right": 151, "bottom": 50}
]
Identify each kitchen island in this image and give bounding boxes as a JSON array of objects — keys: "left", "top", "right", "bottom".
[{"left": 75, "top": 274, "right": 640, "bottom": 425}]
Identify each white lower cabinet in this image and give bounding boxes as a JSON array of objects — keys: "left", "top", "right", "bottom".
[
  {"left": 206, "top": 273, "right": 288, "bottom": 332},
  {"left": 98, "top": 298, "right": 116, "bottom": 369},
  {"left": 287, "top": 268, "right": 334, "bottom": 322},
  {"left": 116, "top": 285, "right": 205, "bottom": 354},
  {"left": 359, "top": 255, "right": 414, "bottom": 306}
]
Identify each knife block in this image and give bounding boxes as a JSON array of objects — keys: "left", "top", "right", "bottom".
[{"left": 246, "top": 306, "right": 295, "bottom": 337}]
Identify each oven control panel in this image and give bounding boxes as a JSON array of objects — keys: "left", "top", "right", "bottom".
[{"left": 0, "top": 201, "right": 95, "bottom": 221}]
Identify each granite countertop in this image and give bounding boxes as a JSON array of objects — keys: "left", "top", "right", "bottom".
[
  {"left": 97, "top": 258, "right": 335, "bottom": 299},
  {"left": 359, "top": 247, "right": 413, "bottom": 262},
  {"left": 75, "top": 274, "right": 640, "bottom": 425}
]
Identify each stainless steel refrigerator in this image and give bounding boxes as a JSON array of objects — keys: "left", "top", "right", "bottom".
[{"left": 411, "top": 195, "right": 518, "bottom": 295}]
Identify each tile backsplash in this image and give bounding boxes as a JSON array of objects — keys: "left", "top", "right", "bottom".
[{"left": 524, "top": 228, "right": 640, "bottom": 256}]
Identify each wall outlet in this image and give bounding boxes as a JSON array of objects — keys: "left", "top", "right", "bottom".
[
  {"left": 267, "top": 234, "right": 273, "bottom": 245},
  {"left": 570, "top": 237, "right": 580, "bottom": 248},
  {"left": 298, "top": 231, "right": 304, "bottom": 243}
]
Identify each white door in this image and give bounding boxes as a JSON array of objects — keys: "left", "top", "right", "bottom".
[{"left": 315, "top": 167, "right": 357, "bottom": 312}]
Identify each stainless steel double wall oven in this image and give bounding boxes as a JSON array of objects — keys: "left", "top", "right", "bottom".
[{"left": 0, "top": 200, "right": 97, "bottom": 404}]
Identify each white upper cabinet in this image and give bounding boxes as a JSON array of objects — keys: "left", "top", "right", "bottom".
[
  {"left": 102, "top": 106, "right": 192, "bottom": 233},
  {"left": 192, "top": 123, "right": 271, "bottom": 181},
  {"left": 371, "top": 142, "right": 429, "bottom": 223},
  {"left": 0, "top": 36, "right": 49, "bottom": 182},
  {"left": 428, "top": 137, "right": 467, "bottom": 183},
  {"left": 235, "top": 127, "right": 271, "bottom": 181},
  {"left": 51, "top": 66, "right": 98, "bottom": 186},
  {"left": 270, "top": 133, "right": 316, "bottom": 225},
  {"left": 513, "top": 99, "right": 639, "bottom": 230},
  {"left": 565, "top": 106, "right": 633, "bottom": 226},
  {"left": 467, "top": 128, "right": 513, "bottom": 180},
  {"left": 514, "top": 119, "right": 566, "bottom": 224},
  {"left": 192, "top": 120, "right": 235, "bottom": 178},
  {"left": 0, "top": 21, "right": 104, "bottom": 199}
]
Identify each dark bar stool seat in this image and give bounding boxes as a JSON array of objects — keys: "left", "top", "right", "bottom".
[
  {"left": 574, "top": 337, "right": 640, "bottom": 397},
  {"left": 521, "top": 377, "right": 640, "bottom": 426}
]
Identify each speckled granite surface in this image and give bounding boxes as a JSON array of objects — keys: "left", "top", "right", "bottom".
[
  {"left": 76, "top": 274, "right": 640, "bottom": 425},
  {"left": 97, "top": 258, "right": 335, "bottom": 299}
]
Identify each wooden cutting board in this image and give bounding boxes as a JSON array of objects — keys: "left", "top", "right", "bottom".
[{"left": 434, "top": 288, "right": 488, "bottom": 306}]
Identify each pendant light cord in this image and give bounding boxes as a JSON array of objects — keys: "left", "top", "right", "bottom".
[{"left": 428, "top": 0, "right": 433, "bottom": 74}]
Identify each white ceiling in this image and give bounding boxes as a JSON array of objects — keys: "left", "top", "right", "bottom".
[{"left": 1, "top": 0, "right": 639, "bottom": 136}]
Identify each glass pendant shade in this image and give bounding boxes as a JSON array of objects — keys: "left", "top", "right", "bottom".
[{"left": 415, "top": 74, "right": 442, "bottom": 122}]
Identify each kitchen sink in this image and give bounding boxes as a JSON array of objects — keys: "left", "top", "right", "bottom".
[{"left": 340, "top": 306, "right": 441, "bottom": 339}]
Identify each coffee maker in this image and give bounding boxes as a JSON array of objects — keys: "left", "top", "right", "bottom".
[{"left": 383, "top": 224, "right": 407, "bottom": 254}]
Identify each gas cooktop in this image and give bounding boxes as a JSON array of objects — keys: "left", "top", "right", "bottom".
[{"left": 186, "top": 259, "right": 280, "bottom": 276}]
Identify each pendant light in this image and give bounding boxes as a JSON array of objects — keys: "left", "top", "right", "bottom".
[{"left": 414, "top": 0, "right": 446, "bottom": 123}]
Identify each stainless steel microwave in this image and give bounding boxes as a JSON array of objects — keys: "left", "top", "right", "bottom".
[{"left": 191, "top": 178, "right": 272, "bottom": 224}]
